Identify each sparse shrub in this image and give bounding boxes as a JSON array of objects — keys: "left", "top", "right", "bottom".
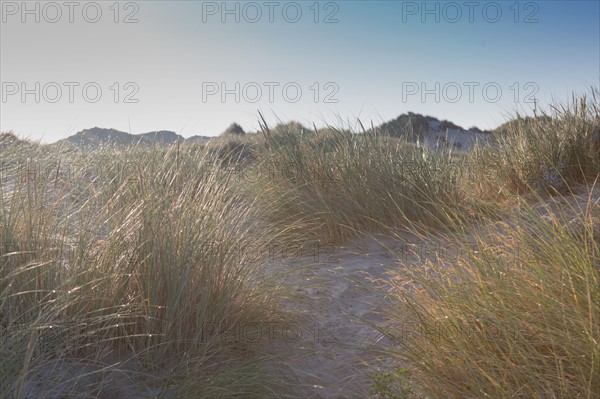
[{"left": 221, "top": 122, "right": 246, "bottom": 136}]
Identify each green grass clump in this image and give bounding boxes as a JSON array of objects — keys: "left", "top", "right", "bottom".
[
  {"left": 377, "top": 186, "right": 599, "bottom": 398},
  {"left": 373, "top": 89, "right": 600, "bottom": 398},
  {"left": 1, "top": 143, "right": 290, "bottom": 398},
  {"left": 250, "top": 119, "right": 477, "bottom": 244},
  {"left": 370, "top": 367, "right": 415, "bottom": 399},
  {"left": 475, "top": 88, "right": 600, "bottom": 199}
]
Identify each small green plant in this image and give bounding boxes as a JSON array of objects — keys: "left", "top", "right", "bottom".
[{"left": 370, "top": 367, "right": 415, "bottom": 399}]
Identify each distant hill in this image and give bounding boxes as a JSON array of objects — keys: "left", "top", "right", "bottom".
[
  {"left": 375, "top": 113, "right": 494, "bottom": 151},
  {"left": 49, "top": 113, "right": 495, "bottom": 152},
  {"left": 53, "top": 127, "right": 212, "bottom": 149},
  {"left": 138, "top": 130, "right": 184, "bottom": 145},
  {"left": 377, "top": 112, "right": 433, "bottom": 140}
]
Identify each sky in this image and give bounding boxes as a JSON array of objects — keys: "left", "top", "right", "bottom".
[{"left": 1, "top": 0, "right": 599, "bottom": 143}]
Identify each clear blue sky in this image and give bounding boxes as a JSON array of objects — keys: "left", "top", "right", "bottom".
[{"left": 1, "top": 0, "right": 598, "bottom": 142}]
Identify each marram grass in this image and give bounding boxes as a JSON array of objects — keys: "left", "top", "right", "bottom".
[{"left": 1, "top": 89, "right": 598, "bottom": 398}]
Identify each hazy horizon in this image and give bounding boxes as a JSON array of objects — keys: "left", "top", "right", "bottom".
[{"left": 1, "top": 0, "right": 598, "bottom": 143}]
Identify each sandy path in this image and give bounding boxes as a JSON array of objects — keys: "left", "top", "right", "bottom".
[{"left": 258, "top": 233, "right": 424, "bottom": 398}]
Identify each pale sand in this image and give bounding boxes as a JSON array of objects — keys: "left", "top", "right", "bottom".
[{"left": 257, "top": 231, "right": 429, "bottom": 398}]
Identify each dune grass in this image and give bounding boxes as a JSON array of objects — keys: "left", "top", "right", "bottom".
[
  {"left": 1, "top": 142, "right": 292, "bottom": 398},
  {"left": 249, "top": 119, "right": 481, "bottom": 244},
  {"left": 377, "top": 185, "right": 599, "bottom": 398},
  {"left": 474, "top": 88, "right": 600, "bottom": 200},
  {"left": 371, "top": 89, "right": 600, "bottom": 398},
  {"left": 1, "top": 89, "right": 598, "bottom": 398}
]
